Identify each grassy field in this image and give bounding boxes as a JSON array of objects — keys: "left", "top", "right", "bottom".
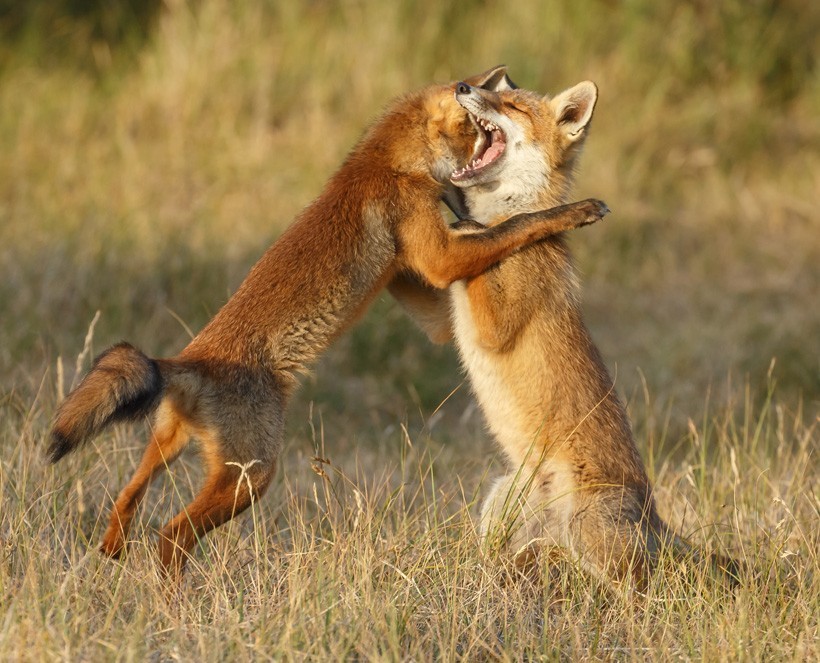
[{"left": 1, "top": 0, "right": 818, "bottom": 659}]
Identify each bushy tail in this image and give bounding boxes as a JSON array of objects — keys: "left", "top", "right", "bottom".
[{"left": 49, "top": 342, "right": 165, "bottom": 463}]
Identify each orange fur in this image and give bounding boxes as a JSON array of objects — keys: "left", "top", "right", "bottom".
[
  {"left": 50, "top": 76, "right": 609, "bottom": 575},
  {"left": 393, "top": 71, "right": 738, "bottom": 588}
]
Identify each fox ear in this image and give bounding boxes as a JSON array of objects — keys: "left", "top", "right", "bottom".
[
  {"left": 463, "top": 65, "right": 518, "bottom": 92},
  {"left": 550, "top": 81, "right": 598, "bottom": 142}
]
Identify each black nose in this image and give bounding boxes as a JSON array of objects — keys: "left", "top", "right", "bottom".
[{"left": 456, "top": 82, "right": 471, "bottom": 95}]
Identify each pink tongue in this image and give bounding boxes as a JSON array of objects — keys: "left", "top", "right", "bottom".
[{"left": 478, "top": 140, "right": 504, "bottom": 166}]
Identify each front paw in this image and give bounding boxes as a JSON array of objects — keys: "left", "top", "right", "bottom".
[{"left": 574, "top": 198, "right": 611, "bottom": 226}]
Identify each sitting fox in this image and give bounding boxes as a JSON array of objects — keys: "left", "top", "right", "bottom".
[
  {"left": 393, "top": 66, "right": 737, "bottom": 588},
  {"left": 49, "top": 71, "right": 609, "bottom": 573}
]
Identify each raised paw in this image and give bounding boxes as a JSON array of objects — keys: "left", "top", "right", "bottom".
[{"left": 574, "top": 198, "right": 610, "bottom": 227}]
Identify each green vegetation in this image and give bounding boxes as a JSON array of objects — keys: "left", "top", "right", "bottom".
[{"left": 1, "top": 1, "right": 817, "bottom": 659}]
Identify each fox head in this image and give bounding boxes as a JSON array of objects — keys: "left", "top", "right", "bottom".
[
  {"left": 416, "top": 65, "right": 526, "bottom": 187},
  {"left": 447, "top": 75, "right": 598, "bottom": 223},
  {"left": 374, "top": 66, "right": 522, "bottom": 191}
]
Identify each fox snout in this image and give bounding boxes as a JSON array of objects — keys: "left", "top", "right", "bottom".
[
  {"left": 455, "top": 83, "right": 482, "bottom": 107},
  {"left": 454, "top": 83, "right": 501, "bottom": 124},
  {"left": 451, "top": 84, "right": 507, "bottom": 185},
  {"left": 455, "top": 82, "right": 498, "bottom": 106}
]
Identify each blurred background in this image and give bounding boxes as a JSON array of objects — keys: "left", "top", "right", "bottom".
[{"left": 1, "top": 0, "right": 817, "bottom": 457}]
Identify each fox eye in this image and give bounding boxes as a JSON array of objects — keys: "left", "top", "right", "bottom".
[{"left": 504, "top": 101, "right": 528, "bottom": 115}]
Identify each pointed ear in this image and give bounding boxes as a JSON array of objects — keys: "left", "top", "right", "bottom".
[
  {"left": 549, "top": 81, "right": 598, "bottom": 141},
  {"left": 462, "top": 65, "right": 518, "bottom": 92}
]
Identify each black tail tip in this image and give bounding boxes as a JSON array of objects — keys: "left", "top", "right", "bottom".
[{"left": 47, "top": 430, "right": 74, "bottom": 463}]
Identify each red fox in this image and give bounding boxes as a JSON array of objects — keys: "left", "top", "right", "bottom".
[
  {"left": 49, "top": 72, "right": 609, "bottom": 573},
  {"left": 394, "top": 72, "right": 738, "bottom": 588}
]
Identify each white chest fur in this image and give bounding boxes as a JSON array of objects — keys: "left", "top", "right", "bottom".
[
  {"left": 463, "top": 144, "right": 550, "bottom": 221},
  {"left": 449, "top": 281, "right": 532, "bottom": 458}
]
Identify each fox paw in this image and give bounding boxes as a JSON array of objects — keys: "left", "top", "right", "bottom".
[
  {"left": 99, "top": 532, "right": 125, "bottom": 559},
  {"left": 575, "top": 198, "right": 610, "bottom": 226}
]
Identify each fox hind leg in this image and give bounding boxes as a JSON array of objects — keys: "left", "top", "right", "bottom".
[
  {"left": 480, "top": 472, "right": 565, "bottom": 563},
  {"left": 156, "top": 456, "right": 274, "bottom": 575},
  {"left": 570, "top": 489, "right": 661, "bottom": 590},
  {"left": 100, "top": 404, "right": 188, "bottom": 558}
]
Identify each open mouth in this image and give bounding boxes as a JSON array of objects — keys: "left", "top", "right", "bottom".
[{"left": 451, "top": 114, "right": 507, "bottom": 182}]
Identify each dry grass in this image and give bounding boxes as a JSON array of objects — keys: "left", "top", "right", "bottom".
[
  {"left": 1, "top": 0, "right": 818, "bottom": 659},
  {"left": 1, "top": 365, "right": 817, "bottom": 659}
]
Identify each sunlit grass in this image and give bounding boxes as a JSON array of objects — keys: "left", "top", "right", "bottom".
[
  {"left": 1, "top": 0, "right": 818, "bottom": 659},
  {"left": 1, "top": 357, "right": 817, "bottom": 659}
]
